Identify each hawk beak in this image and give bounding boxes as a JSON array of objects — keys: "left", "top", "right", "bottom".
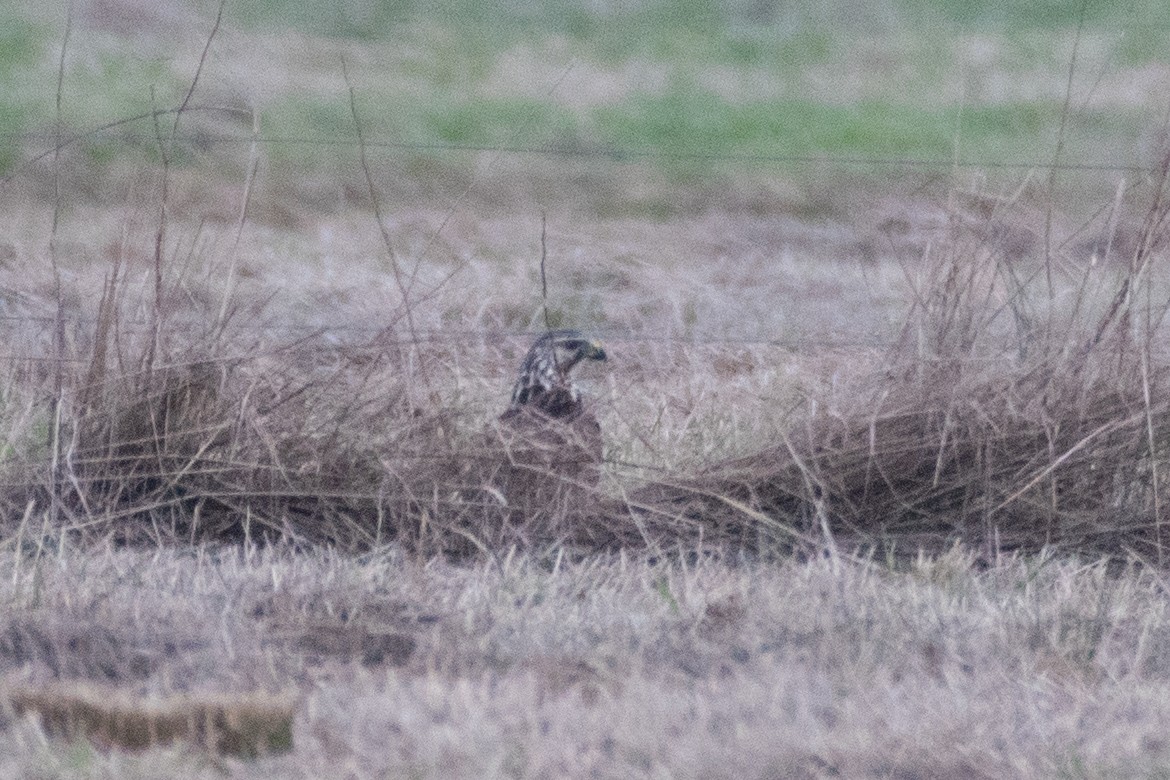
[{"left": 587, "top": 340, "right": 607, "bottom": 361}]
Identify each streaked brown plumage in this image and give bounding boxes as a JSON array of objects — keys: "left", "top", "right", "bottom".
[
  {"left": 501, "top": 329, "right": 607, "bottom": 423},
  {"left": 479, "top": 330, "right": 608, "bottom": 518}
]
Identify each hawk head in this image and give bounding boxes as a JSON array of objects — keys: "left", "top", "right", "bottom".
[{"left": 505, "top": 329, "right": 607, "bottom": 420}]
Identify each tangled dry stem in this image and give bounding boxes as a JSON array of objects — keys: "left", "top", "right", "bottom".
[{"left": 4, "top": 163, "right": 1170, "bottom": 563}]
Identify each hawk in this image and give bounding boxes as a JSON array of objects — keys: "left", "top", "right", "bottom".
[
  {"left": 501, "top": 329, "right": 608, "bottom": 423},
  {"left": 475, "top": 330, "right": 608, "bottom": 527}
]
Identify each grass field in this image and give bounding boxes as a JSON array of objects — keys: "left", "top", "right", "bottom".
[
  {"left": 5, "top": 545, "right": 1170, "bottom": 778},
  {"left": 3, "top": 0, "right": 1170, "bottom": 776}
]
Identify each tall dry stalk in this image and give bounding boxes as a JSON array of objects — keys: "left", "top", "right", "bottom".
[{"left": 46, "top": 1, "right": 74, "bottom": 535}]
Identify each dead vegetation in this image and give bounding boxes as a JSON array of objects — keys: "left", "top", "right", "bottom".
[
  {"left": 4, "top": 157, "right": 1170, "bottom": 565},
  {"left": 6, "top": 544, "right": 1170, "bottom": 777},
  {"left": 4, "top": 683, "right": 295, "bottom": 757},
  {"left": 5, "top": 4, "right": 1170, "bottom": 775},
  {"left": 625, "top": 163, "right": 1170, "bottom": 562}
]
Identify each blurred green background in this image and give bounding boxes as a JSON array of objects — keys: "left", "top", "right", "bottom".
[{"left": 2, "top": 0, "right": 1167, "bottom": 216}]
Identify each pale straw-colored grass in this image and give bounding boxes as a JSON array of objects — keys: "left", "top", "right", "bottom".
[{"left": 3, "top": 545, "right": 1170, "bottom": 777}]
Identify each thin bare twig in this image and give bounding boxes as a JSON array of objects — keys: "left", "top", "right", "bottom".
[
  {"left": 144, "top": 0, "right": 226, "bottom": 378},
  {"left": 540, "top": 212, "right": 551, "bottom": 332},
  {"left": 145, "top": 86, "right": 169, "bottom": 383},
  {"left": 48, "top": 0, "right": 74, "bottom": 532},
  {"left": 170, "top": 0, "right": 224, "bottom": 141},
  {"left": 341, "top": 56, "right": 434, "bottom": 393},
  {"left": 1043, "top": 0, "right": 1087, "bottom": 301},
  {"left": 213, "top": 106, "right": 261, "bottom": 343}
]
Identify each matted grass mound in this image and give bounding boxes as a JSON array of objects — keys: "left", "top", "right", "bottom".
[
  {"left": 4, "top": 167, "right": 1170, "bottom": 562},
  {"left": 627, "top": 175, "right": 1170, "bottom": 560},
  {"left": 1, "top": 332, "right": 450, "bottom": 550},
  {"left": 7, "top": 258, "right": 1170, "bottom": 561},
  {"left": 1, "top": 327, "right": 616, "bottom": 557},
  {"left": 630, "top": 350, "right": 1170, "bottom": 559}
]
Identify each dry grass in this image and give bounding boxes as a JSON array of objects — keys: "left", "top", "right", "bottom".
[
  {"left": 5, "top": 683, "right": 294, "bottom": 757},
  {"left": 617, "top": 161, "right": 1170, "bottom": 561},
  {"left": 4, "top": 5, "right": 1170, "bottom": 773},
  {"left": 8, "top": 173, "right": 1169, "bottom": 564},
  {"left": 1, "top": 160, "right": 1170, "bottom": 562},
  {"left": 4, "top": 545, "right": 1170, "bottom": 777},
  {"left": 3, "top": 164, "right": 1170, "bottom": 775},
  {"left": 0, "top": 176, "right": 905, "bottom": 558}
]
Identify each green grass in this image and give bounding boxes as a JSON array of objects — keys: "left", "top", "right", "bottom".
[
  {"left": 422, "top": 97, "right": 578, "bottom": 146},
  {"left": 591, "top": 90, "right": 1142, "bottom": 176},
  {"left": 2, "top": 0, "right": 1167, "bottom": 211},
  {"left": 596, "top": 92, "right": 956, "bottom": 159},
  {"left": 261, "top": 96, "right": 358, "bottom": 155},
  {"left": 228, "top": 0, "right": 1170, "bottom": 39},
  {"left": 0, "top": 9, "right": 47, "bottom": 172},
  {"left": 58, "top": 52, "right": 182, "bottom": 125}
]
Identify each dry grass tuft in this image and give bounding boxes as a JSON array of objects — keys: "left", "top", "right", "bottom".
[
  {"left": 634, "top": 351, "right": 1170, "bottom": 558},
  {"left": 3, "top": 682, "right": 295, "bottom": 757},
  {"left": 3, "top": 77, "right": 1170, "bottom": 564},
  {"left": 628, "top": 159, "right": 1170, "bottom": 561},
  {"left": 9, "top": 173, "right": 1170, "bottom": 562}
]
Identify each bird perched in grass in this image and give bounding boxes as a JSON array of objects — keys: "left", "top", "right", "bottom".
[
  {"left": 476, "top": 329, "right": 608, "bottom": 524},
  {"left": 438, "top": 329, "right": 609, "bottom": 552},
  {"left": 501, "top": 329, "right": 608, "bottom": 423}
]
